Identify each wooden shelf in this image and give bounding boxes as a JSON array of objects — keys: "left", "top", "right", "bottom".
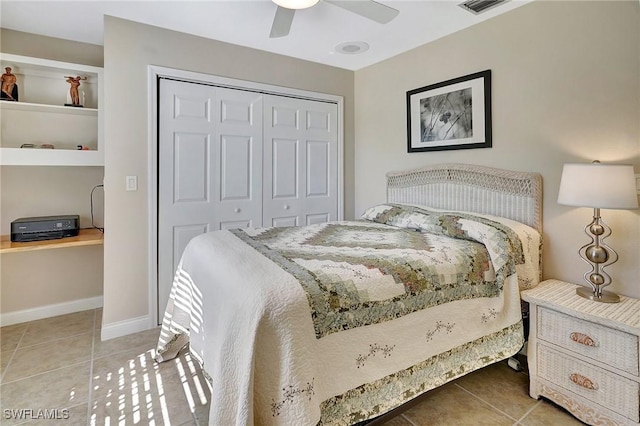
[{"left": 0, "top": 228, "right": 104, "bottom": 253}]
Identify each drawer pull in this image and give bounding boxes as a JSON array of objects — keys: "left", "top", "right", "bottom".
[
  {"left": 570, "top": 332, "right": 598, "bottom": 347},
  {"left": 569, "top": 373, "right": 598, "bottom": 390}
]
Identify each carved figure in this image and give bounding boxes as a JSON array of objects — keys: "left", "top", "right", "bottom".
[
  {"left": 1, "top": 67, "right": 18, "bottom": 101},
  {"left": 65, "top": 75, "right": 87, "bottom": 106}
]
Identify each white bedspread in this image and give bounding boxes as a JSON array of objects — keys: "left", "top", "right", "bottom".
[{"left": 156, "top": 208, "right": 540, "bottom": 425}]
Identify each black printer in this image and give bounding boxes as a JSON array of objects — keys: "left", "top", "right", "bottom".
[{"left": 11, "top": 215, "right": 80, "bottom": 242}]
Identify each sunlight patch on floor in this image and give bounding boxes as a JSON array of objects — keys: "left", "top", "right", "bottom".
[{"left": 88, "top": 348, "right": 209, "bottom": 425}]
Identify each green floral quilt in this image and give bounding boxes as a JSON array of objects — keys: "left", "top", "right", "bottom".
[{"left": 231, "top": 204, "right": 526, "bottom": 339}]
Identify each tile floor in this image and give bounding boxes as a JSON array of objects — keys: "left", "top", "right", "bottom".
[{"left": 0, "top": 309, "right": 583, "bottom": 425}]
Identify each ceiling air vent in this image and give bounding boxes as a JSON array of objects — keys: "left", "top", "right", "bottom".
[{"left": 458, "top": 0, "right": 508, "bottom": 14}]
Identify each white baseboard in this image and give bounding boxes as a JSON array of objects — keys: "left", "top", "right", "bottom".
[
  {"left": 0, "top": 296, "right": 104, "bottom": 327},
  {"left": 100, "top": 315, "right": 152, "bottom": 341}
]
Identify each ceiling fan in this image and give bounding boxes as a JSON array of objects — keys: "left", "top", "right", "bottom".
[{"left": 270, "top": 0, "right": 400, "bottom": 38}]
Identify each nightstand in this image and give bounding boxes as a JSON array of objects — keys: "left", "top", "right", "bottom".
[{"left": 522, "top": 279, "right": 640, "bottom": 425}]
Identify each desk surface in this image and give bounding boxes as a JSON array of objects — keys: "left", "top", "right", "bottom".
[{"left": 0, "top": 228, "right": 104, "bottom": 253}]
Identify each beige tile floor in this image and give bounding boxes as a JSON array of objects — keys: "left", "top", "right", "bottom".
[{"left": 0, "top": 309, "right": 583, "bottom": 425}]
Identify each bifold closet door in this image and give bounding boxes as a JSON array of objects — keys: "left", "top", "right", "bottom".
[
  {"left": 157, "top": 79, "right": 263, "bottom": 315},
  {"left": 263, "top": 96, "right": 338, "bottom": 227}
]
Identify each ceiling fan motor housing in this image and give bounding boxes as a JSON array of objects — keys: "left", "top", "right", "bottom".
[
  {"left": 273, "top": 0, "right": 320, "bottom": 10},
  {"left": 270, "top": 0, "right": 400, "bottom": 38}
]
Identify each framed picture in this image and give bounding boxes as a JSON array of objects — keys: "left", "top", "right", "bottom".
[{"left": 407, "top": 70, "right": 491, "bottom": 153}]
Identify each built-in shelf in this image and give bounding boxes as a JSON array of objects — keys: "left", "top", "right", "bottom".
[
  {"left": 0, "top": 147, "right": 103, "bottom": 166},
  {"left": 0, "top": 53, "right": 103, "bottom": 166},
  {"left": 0, "top": 228, "right": 104, "bottom": 253},
  {"left": 0, "top": 100, "right": 98, "bottom": 115}
]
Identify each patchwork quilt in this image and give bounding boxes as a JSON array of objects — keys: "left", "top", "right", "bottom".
[{"left": 155, "top": 204, "right": 541, "bottom": 425}]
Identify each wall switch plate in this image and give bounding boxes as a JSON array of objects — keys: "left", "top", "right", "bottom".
[{"left": 126, "top": 176, "right": 138, "bottom": 191}]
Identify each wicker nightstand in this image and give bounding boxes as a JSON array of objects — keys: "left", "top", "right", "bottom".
[{"left": 522, "top": 279, "right": 640, "bottom": 425}]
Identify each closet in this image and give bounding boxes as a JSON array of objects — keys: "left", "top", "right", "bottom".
[{"left": 157, "top": 78, "right": 340, "bottom": 315}]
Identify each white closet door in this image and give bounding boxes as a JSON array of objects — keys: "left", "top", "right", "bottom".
[
  {"left": 214, "top": 87, "right": 264, "bottom": 230},
  {"left": 158, "top": 79, "right": 262, "bottom": 314},
  {"left": 263, "top": 96, "right": 338, "bottom": 227}
]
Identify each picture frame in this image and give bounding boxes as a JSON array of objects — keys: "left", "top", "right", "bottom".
[{"left": 407, "top": 70, "right": 491, "bottom": 153}]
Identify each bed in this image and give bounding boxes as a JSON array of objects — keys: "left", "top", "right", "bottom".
[{"left": 155, "top": 163, "right": 543, "bottom": 425}]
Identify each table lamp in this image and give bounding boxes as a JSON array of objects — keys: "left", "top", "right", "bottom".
[{"left": 557, "top": 161, "right": 638, "bottom": 303}]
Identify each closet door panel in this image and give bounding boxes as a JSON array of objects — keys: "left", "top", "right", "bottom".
[
  {"left": 306, "top": 140, "right": 330, "bottom": 197},
  {"left": 266, "top": 136, "right": 302, "bottom": 226},
  {"left": 173, "top": 132, "right": 210, "bottom": 203},
  {"left": 159, "top": 79, "right": 217, "bottom": 314},
  {"left": 263, "top": 96, "right": 337, "bottom": 227},
  {"left": 158, "top": 81, "right": 263, "bottom": 316},
  {"left": 303, "top": 104, "right": 338, "bottom": 222},
  {"left": 272, "top": 105, "right": 300, "bottom": 129},
  {"left": 214, "top": 88, "right": 263, "bottom": 228},
  {"left": 271, "top": 138, "right": 299, "bottom": 199},
  {"left": 220, "top": 135, "right": 253, "bottom": 200}
]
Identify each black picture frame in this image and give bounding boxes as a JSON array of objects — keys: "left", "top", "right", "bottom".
[{"left": 407, "top": 70, "right": 491, "bottom": 153}]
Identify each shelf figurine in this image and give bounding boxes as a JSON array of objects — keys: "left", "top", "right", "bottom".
[
  {"left": 64, "top": 75, "right": 87, "bottom": 107},
  {"left": 1, "top": 67, "right": 18, "bottom": 101}
]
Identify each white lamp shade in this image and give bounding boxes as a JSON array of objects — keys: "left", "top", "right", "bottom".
[
  {"left": 558, "top": 163, "right": 639, "bottom": 209},
  {"left": 273, "top": 0, "right": 319, "bottom": 9}
]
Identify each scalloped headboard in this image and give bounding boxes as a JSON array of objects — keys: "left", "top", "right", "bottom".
[{"left": 386, "top": 163, "right": 543, "bottom": 233}]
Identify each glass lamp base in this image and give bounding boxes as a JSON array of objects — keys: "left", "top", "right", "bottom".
[{"left": 576, "top": 286, "right": 620, "bottom": 303}]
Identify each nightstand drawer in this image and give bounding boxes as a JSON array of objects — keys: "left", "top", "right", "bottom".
[
  {"left": 538, "top": 307, "right": 639, "bottom": 376},
  {"left": 538, "top": 344, "right": 640, "bottom": 422}
]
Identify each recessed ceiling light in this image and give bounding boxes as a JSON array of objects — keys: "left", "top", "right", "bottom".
[{"left": 335, "top": 41, "right": 369, "bottom": 55}]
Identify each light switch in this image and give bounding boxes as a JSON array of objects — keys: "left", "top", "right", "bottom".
[{"left": 126, "top": 176, "right": 138, "bottom": 191}]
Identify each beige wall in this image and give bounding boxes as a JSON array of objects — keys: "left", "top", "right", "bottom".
[
  {"left": 354, "top": 1, "right": 640, "bottom": 297},
  {"left": 0, "top": 30, "right": 105, "bottom": 316},
  {"left": 102, "top": 17, "right": 355, "bottom": 328},
  {"left": 0, "top": 28, "right": 103, "bottom": 67}
]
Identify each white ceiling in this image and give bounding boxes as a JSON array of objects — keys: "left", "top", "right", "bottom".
[{"left": 0, "top": 0, "right": 533, "bottom": 70}]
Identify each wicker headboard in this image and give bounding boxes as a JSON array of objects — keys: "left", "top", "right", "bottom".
[{"left": 386, "top": 163, "right": 543, "bottom": 233}]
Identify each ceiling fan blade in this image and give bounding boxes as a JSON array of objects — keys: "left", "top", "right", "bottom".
[
  {"left": 324, "top": 0, "right": 399, "bottom": 24},
  {"left": 270, "top": 6, "right": 296, "bottom": 38}
]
